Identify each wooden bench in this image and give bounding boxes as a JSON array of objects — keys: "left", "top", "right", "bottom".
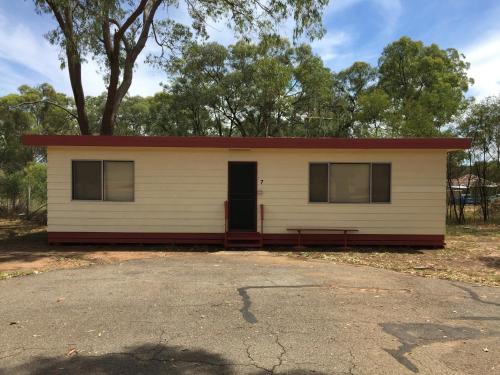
[{"left": 287, "top": 227, "right": 359, "bottom": 249}]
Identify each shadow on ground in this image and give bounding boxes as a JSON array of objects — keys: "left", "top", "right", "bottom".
[
  {"left": 0, "top": 344, "right": 327, "bottom": 375},
  {"left": 479, "top": 256, "right": 500, "bottom": 269},
  {"left": 381, "top": 322, "right": 491, "bottom": 373}
]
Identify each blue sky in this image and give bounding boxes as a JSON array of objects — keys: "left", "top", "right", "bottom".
[{"left": 1, "top": 0, "right": 499, "bottom": 98}]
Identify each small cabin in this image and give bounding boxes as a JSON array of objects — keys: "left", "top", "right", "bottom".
[{"left": 22, "top": 135, "right": 471, "bottom": 248}]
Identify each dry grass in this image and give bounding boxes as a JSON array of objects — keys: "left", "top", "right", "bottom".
[{"left": 286, "top": 225, "right": 500, "bottom": 286}]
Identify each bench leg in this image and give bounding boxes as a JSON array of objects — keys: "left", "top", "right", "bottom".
[
  {"left": 294, "top": 230, "right": 306, "bottom": 250},
  {"left": 343, "top": 231, "right": 348, "bottom": 249}
]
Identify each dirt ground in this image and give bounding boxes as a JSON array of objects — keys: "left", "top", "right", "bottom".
[
  {"left": 0, "top": 218, "right": 499, "bottom": 286},
  {"left": 0, "top": 219, "right": 177, "bottom": 278}
]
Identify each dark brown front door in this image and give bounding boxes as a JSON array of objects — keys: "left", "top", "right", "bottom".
[{"left": 228, "top": 162, "right": 257, "bottom": 232}]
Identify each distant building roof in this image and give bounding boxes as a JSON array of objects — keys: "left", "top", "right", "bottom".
[{"left": 449, "top": 174, "right": 499, "bottom": 189}]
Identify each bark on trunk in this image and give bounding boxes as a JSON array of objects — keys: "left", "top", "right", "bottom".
[
  {"left": 46, "top": 1, "right": 90, "bottom": 135},
  {"left": 67, "top": 47, "right": 90, "bottom": 135}
]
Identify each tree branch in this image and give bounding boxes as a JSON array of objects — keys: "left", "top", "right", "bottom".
[
  {"left": 109, "top": 18, "right": 133, "bottom": 52},
  {"left": 117, "top": 0, "right": 162, "bottom": 101},
  {"left": 9, "top": 100, "right": 78, "bottom": 120},
  {"left": 151, "top": 22, "right": 165, "bottom": 58},
  {"left": 114, "top": 0, "right": 149, "bottom": 42}
]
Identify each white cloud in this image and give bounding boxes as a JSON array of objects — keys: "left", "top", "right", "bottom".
[
  {"left": 0, "top": 9, "right": 166, "bottom": 97},
  {"left": 0, "top": 11, "right": 70, "bottom": 92},
  {"left": 311, "top": 31, "right": 351, "bottom": 62},
  {"left": 326, "top": 0, "right": 362, "bottom": 13},
  {"left": 0, "top": 60, "right": 32, "bottom": 93},
  {"left": 205, "top": 18, "right": 238, "bottom": 45},
  {"left": 128, "top": 63, "right": 165, "bottom": 97},
  {"left": 325, "top": 0, "right": 402, "bottom": 35},
  {"left": 464, "top": 32, "right": 500, "bottom": 99},
  {"left": 373, "top": 0, "right": 402, "bottom": 34},
  {"left": 327, "top": 0, "right": 401, "bottom": 15}
]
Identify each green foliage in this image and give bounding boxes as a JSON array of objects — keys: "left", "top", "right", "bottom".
[
  {"left": 0, "top": 83, "right": 76, "bottom": 173},
  {"left": 331, "top": 62, "right": 377, "bottom": 137},
  {"left": 16, "top": 83, "right": 78, "bottom": 135},
  {"left": 0, "top": 96, "right": 34, "bottom": 173},
  {"left": 378, "top": 36, "right": 472, "bottom": 136},
  {"left": 291, "top": 45, "right": 333, "bottom": 136},
  {"left": 0, "top": 170, "right": 23, "bottom": 210},
  {"left": 158, "top": 35, "right": 335, "bottom": 136},
  {"left": 356, "top": 88, "right": 392, "bottom": 137},
  {"left": 22, "top": 162, "right": 47, "bottom": 206},
  {"left": 446, "top": 96, "right": 500, "bottom": 223},
  {"left": 0, "top": 84, "right": 73, "bottom": 214},
  {"left": 153, "top": 35, "right": 473, "bottom": 138},
  {"left": 460, "top": 96, "right": 500, "bottom": 155},
  {"left": 0, "top": 163, "right": 47, "bottom": 214}
]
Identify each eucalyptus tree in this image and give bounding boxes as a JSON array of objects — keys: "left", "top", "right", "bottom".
[
  {"left": 34, "top": 0, "right": 329, "bottom": 135},
  {"left": 290, "top": 44, "right": 333, "bottom": 136},
  {"left": 331, "top": 61, "right": 377, "bottom": 137},
  {"left": 229, "top": 35, "right": 295, "bottom": 136},
  {"left": 378, "top": 36, "right": 472, "bottom": 136},
  {"left": 166, "top": 41, "right": 228, "bottom": 135},
  {"left": 355, "top": 87, "right": 392, "bottom": 137},
  {"left": 459, "top": 96, "right": 500, "bottom": 222},
  {"left": 164, "top": 36, "right": 297, "bottom": 136},
  {"left": 0, "top": 84, "right": 75, "bottom": 173}
]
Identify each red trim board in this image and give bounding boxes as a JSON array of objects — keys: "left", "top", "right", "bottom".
[
  {"left": 22, "top": 134, "right": 471, "bottom": 150},
  {"left": 48, "top": 232, "right": 445, "bottom": 247}
]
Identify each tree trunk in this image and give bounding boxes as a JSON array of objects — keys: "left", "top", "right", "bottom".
[
  {"left": 447, "top": 177, "right": 459, "bottom": 223},
  {"left": 99, "top": 0, "right": 161, "bottom": 135},
  {"left": 100, "top": 59, "right": 121, "bottom": 135},
  {"left": 67, "top": 48, "right": 90, "bottom": 135},
  {"left": 46, "top": 1, "right": 90, "bottom": 135}
]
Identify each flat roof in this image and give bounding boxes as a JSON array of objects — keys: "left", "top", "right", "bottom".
[{"left": 22, "top": 135, "right": 471, "bottom": 150}]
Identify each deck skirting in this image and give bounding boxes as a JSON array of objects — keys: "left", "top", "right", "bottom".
[{"left": 47, "top": 232, "right": 445, "bottom": 247}]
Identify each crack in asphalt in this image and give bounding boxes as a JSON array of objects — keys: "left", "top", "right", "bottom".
[
  {"left": 237, "top": 285, "right": 323, "bottom": 324},
  {"left": 245, "top": 344, "right": 273, "bottom": 373},
  {"left": 270, "top": 333, "right": 286, "bottom": 374},
  {"left": 244, "top": 331, "right": 287, "bottom": 374},
  {"left": 347, "top": 348, "right": 357, "bottom": 375},
  {"left": 149, "top": 329, "right": 168, "bottom": 361},
  {"left": 0, "top": 347, "right": 45, "bottom": 360},
  {"left": 93, "top": 348, "right": 251, "bottom": 369},
  {"left": 453, "top": 284, "right": 500, "bottom": 307}
]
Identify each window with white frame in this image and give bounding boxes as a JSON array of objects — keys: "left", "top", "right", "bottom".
[
  {"left": 309, "top": 163, "right": 391, "bottom": 203},
  {"left": 72, "top": 160, "right": 134, "bottom": 201}
]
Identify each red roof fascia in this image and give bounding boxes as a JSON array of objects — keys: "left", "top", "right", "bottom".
[{"left": 21, "top": 135, "right": 472, "bottom": 150}]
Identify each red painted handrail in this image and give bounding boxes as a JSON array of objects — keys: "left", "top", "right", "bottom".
[
  {"left": 260, "top": 204, "right": 264, "bottom": 234},
  {"left": 224, "top": 200, "right": 228, "bottom": 233}
]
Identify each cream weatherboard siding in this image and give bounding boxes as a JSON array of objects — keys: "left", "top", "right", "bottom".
[{"left": 47, "top": 146, "right": 447, "bottom": 235}]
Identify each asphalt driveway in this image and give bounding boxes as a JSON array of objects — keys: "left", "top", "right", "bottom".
[{"left": 0, "top": 251, "right": 499, "bottom": 374}]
